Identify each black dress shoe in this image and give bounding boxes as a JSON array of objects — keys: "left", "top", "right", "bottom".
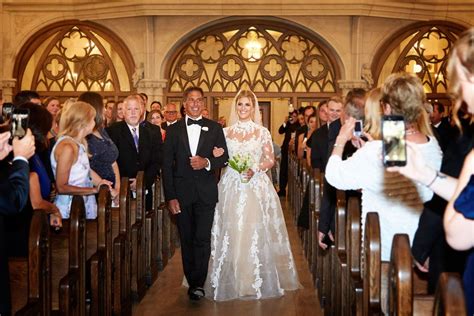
[{"left": 187, "top": 287, "right": 204, "bottom": 301}]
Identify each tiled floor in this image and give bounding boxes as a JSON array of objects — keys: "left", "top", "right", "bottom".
[{"left": 133, "top": 198, "right": 322, "bottom": 316}]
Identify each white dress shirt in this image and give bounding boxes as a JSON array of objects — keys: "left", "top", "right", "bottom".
[
  {"left": 186, "top": 115, "right": 202, "bottom": 156},
  {"left": 127, "top": 123, "right": 140, "bottom": 139}
]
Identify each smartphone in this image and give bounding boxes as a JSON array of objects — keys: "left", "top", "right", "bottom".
[
  {"left": 2, "top": 102, "right": 14, "bottom": 120},
  {"left": 10, "top": 108, "right": 29, "bottom": 139},
  {"left": 382, "top": 115, "right": 407, "bottom": 167},
  {"left": 353, "top": 120, "right": 363, "bottom": 137}
]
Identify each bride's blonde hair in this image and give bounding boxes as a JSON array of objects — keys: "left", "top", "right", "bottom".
[{"left": 228, "top": 89, "right": 262, "bottom": 126}]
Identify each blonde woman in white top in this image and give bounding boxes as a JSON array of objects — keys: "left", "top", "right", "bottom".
[{"left": 325, "top": 73, "right": 442, "bottom": 261}]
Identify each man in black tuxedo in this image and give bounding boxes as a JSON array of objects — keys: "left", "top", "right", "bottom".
[
  {"left": 430, "top": 101, "right": 452, "bottom": 152},
  {"left": 106, "top": 95, "right": 162, "bottom": 210},
  {"left": 162, "top": 87, "right": 228, "bottom": 301},
  {"left": 0, "top": 130, "right": 35, "bottom": 315}
]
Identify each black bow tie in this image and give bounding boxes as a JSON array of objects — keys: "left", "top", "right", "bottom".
[{"left": 187, "top": 118, "right": 203, "bottom": 126}]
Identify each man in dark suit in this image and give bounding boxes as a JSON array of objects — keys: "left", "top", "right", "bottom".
[
  {"left": 106, "top": 95, "right": 162, "bottom": 210},
  {"left": 161, "top": 103, "right": 179, "bottom": 130},
  {"left": 0, "top": 130, "right": 35, "bottom": 315},
  {"left": 430, "top": 101, "right": 452, "bottom": 152},
  {"left": 307, "top": 96, "right": 343, "bottom": 249},
  {"left": 162, "top": 87, "right": 228, "bottom": 301}
]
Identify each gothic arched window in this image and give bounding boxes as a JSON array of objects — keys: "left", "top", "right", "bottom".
[{"left": 14, "top": 21, "right": 135, "bottom": 99}]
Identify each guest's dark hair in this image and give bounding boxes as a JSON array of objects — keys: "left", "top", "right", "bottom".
[
  {"left": 345, "top": 88, "right": 367, "bottom": 105},
  {"left": 14, "top": 90, "right": 40, "bottom": 106},
  {"left": 139, "top": 92, "right": 148, "bottom": 102},
  {"left": 78, "top": 92, "right": 104, "bottom": 130},
  {"left": 432, "top": 101, "right": 445, "bottom": 114},
  {"left": 183, "top": 86, "right": 204, "bottom": 102},
  {"left": 17, "top": 102, "right": 52, "bottom": 152}
]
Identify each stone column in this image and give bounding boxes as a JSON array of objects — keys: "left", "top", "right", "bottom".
[
  {"left": 137, "top": 79, "right": 168, "bottom": 110},
  {"left": 1, "top": 79, "right": 17, "bottom": 102},
  {"left": 337, "top": 80, "right": 369, "bottom": 98}
]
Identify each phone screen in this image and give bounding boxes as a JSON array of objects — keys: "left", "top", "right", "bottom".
[
  {"left": 382, "top": 115, "right": 406, "bottom": 167},
  {"left": 10, "top": 109, "right": 29, "bottom": 139},
  {"left": 353, "top": 120, "right": 363, "bottom": 137}
]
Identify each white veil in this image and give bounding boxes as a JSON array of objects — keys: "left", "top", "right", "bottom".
[{"left": 227, "top": 89, "right": 263, "bottom": 126}]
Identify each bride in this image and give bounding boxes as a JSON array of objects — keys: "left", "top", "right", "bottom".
[{"left": 204, "top": 89, "right": 300, "bottom": 301}]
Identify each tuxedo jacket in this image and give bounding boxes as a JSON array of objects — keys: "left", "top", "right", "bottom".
[
  {"left": 106, "top": 120, "right": 162, "bottom": 188},
  {"left": 162, "top": 118, "right": 228, "bottom": 206},
  {"left": 0, "top": 159, "right": 30, "bottom": 313}
]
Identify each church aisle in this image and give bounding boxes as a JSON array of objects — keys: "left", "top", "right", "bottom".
[{"left": 133, "top": 198, "right": 322, "bottom": 316}]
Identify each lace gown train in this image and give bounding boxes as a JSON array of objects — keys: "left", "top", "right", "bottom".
[{"left": 204, "top": 120, "right": 300, "bottom": 301}]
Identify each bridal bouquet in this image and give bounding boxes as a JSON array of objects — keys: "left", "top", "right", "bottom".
[{"left": 228, "top": 153, "right": 253, "bottom": 183}]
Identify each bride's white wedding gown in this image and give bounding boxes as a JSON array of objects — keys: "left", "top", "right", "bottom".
[{"left": 204, "top": 120, "right": 301, "bottom": 301}]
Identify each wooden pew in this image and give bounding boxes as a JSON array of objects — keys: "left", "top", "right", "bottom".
[
  {"left": 345, "top": 197, "right": 363, "bottom": 316},
  {"left": 130, "top": 171, "right": 146, "bottom": 301},
  {"left": 146, "top": 177, "right": 161, "bottom": 283},
  {"left": 49, "top": 196, "right": 86, "bottom": 315},
  {"left": 388, "top": 234, "right": 434, "bottom": 316},
  {"left": 433, "top": 272, "right": 467, "bottom": 316},
  {"left": 333, "top": 190, "right": 348, "bottom": 316},
  {"left": 90, "top": 186, "right": 112, "bottom": 315},
  {"left": 112, "top": 178, "right": 132, "bottom": 315},
  {"left": 310, "top": 170, "right": 321, "bottom": 287},
  {"left": 9, "top": 211, "right": 51, "bottom": 315},
  {"left": 363, "top": 212, "right": 383, "bottom": 315},
  {"left": 153, "top": 177, "right": 164, "bottom": 271}
]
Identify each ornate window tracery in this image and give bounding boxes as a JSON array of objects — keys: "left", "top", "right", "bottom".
[
  {"left": 15, "top": 21, "right": 135, "bottom": 99},
  {"left": 168, "top": 23, "right": 340, "bottom": 94},
  {"left": 374, "top": 23, "right": 465, "bottom": 98}
]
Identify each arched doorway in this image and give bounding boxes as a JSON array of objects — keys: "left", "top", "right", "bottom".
[
  {"left": 164, "top": 18, "right": 342, "bottom": 134},
  {"left": 14, "top": 20, "right": 135, "bottom": 101},
  {"left": 372, "top": 21, "right": 466, "bottom": 106}
]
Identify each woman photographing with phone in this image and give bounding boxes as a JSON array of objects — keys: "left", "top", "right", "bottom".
[{"left": 325, "top": 73, "right": 442, "bottom": 263}]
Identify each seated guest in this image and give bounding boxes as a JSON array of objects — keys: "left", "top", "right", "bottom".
[
  {"left": 78, "top": 92, "right": 120, "bottom": 204},
  {"left": 147, "top": 109, "right": 166, "bottom": 141},
  {"left": 51, "top": 101, "right": 111, "bottom": 219},
  {"left": 106, "top": 95, "right": 162, "bottom": 210},
  {"left": 0, "top": 129, "right": 35, "bottom": 316},
  {"left": 325, "top": 73, "right": 442, "bottom": 261},
  {"left": 5, "top": 103, "right": 62, "bottom": 258}
]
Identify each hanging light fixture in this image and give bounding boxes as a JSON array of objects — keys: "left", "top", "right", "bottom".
[{"left": 245, "top": 30, "right": 262, "bottom": 61}]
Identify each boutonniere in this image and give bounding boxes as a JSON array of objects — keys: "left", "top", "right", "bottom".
[{"left": 201, "top": 126, "right": 209, "bottom": 132}]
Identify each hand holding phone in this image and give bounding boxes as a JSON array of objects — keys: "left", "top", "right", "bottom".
[
  {"left": 12, "top": 128, "right": 35, "bottom": 160},
  {"left": 382, "top": 115, "right": 407, "bottom": 167},
  {"left": 353, "top": 120, "right": 363, "bottom": 138},
  {"left": 10, "top": 108, "right": 29, "bottom": 140}
]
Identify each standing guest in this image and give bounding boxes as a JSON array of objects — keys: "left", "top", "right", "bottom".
[
  {"left": 5, "top": 103, "right": 62, "bottom": 260},
  {"left": 202, "top": 108, "right": 210, "bottom": 119},
  {"left": 294, "top": 106, "right": 316, "bottom": 156},
  {"left": 430, "top": 101, "right": 453, "bottom": 152},
  {"left": 162, "top": 86, "right": 228, "bottom": 301},
  {"left": 326, "top": 73, "right": 442, "bottom": 260},
  {"left": 388, "top": 29, "right": 474, "bottom": 314},
  {"left": 107, "top": 95, "right": 162, "bottom": 210},
  {"left": 78, "top": 92, "right": 120, "bottom": 204},
  {"left": 162, "top": 103, "right": 179, "bottom": 130},
  {"left": 0, "top": 129, "right": 35, "bottom": 316},
  {"left": 317, "top": 101, "right": 329, "bottom": 126},
  {"left": 298, "top": 113, "right": 317, "bottom": 162},
  {"left": 13, "top": 90, "right": 41, "bottom": 106},
  {"left": 217, "top": 116, "right": 227, "bottom": 128},
  {"left": 111, "top": 101, "right": 125, "bottom": 124},
  {"left": 51, "top": 101, "right": 111, "bottom": 219},
  {"left": 151, "top": 101, "right": 162, "bottom": 111},
  {"left": 147, "top": 109, "right": 166, "bottom": 141},
  {"left": 104, "top": 100, "right": 115, "bottom": 127},
  {"left": 277, "top": 110, "right": 299, "bottom": 196},
  {"left": 43, "top": 96, "right": 61, "bottom": 138}
]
